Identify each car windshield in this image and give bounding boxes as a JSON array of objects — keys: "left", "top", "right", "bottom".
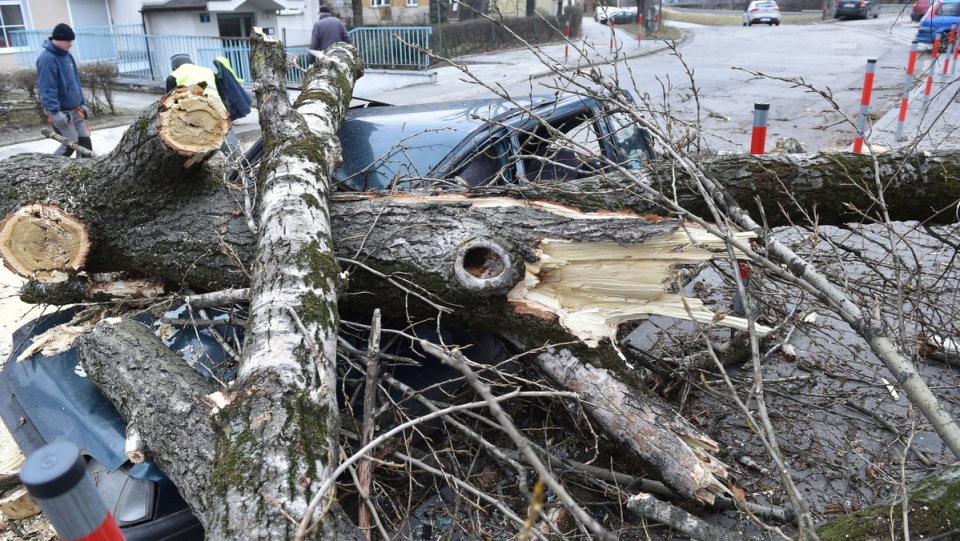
[
  {"left": 607, "top": 111, "right": 654, "bottom": 167},
  {"left": 940, "top": 1, "right": 960, "bottom": 15},
  {"left": 335, "top": 100, "right": 516, "bottom": 190}
]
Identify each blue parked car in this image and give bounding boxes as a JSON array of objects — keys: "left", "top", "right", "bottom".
[{"left": 917, "top": 0, "right": 960, "bottom": 52}]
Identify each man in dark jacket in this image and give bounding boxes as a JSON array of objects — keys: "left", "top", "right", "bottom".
[
  {"left": 36, "top": 23, "right": 91, "bottom": 157},
  {"left": 310, "top": 6, "right": 353, "bottom": 56}
]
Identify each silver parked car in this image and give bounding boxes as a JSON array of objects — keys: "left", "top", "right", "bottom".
[{"left": 743, "top": 0, "right": 782, "bottom": 25}]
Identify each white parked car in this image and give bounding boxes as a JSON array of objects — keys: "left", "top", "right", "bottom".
[
  {"left": 595, "top": 5, "right": 638, "bottom": 24},
  {"left": 743, "top": 0, "right": 781, "bottom": 25}
]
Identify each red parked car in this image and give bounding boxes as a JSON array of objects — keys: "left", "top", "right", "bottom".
[{"left": 913, "top": 0, "right": 932, "bottom": 21}]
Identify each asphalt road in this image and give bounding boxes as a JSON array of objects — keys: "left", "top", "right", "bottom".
[{"left": 518, "top": 13, "right": 924, "bottom": 153}]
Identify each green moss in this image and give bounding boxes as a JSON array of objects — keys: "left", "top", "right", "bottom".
[
  {"left": 817, "top": 465, "right": 960, "bottom": 540},
  {"left": 208, "top": 378, "right": 338, "bottom": 538},
  {"left": 281, "top": 392, "right": 333, "bottom": 499},
  {"left": 301, "top": 192, "right": 321, "bottom": 209}
]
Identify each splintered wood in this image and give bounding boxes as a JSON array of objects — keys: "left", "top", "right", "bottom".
[
  {"left": 157, "top": 84, "right": 231, "bottom": 168},
  {"left": 508, "top": 223, "right": 766, "bottom": 346},
  {"left": 0, "top": 203, "right": 90, "bottom": 282}
]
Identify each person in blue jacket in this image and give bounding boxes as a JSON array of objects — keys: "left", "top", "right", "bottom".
[{"left": 36, "top": 23, "right": 91, "bottom": 157}]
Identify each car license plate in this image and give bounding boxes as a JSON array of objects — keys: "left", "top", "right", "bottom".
[
  {"left": 842, "top": 3, "right": 855, "bottom": 6},
  {"left": 760, "top": 17, "right": 770, "bottom": 21}
]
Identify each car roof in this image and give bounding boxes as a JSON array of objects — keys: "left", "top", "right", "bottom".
[{"left": 336, "top": 94, "right": 600, "bottom": 189}]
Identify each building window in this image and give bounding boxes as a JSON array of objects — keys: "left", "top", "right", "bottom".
[
  {"left": 406, "top": 0, "right": 418, "bottom": 6},
  {"left": 0, "top": 1, "right": 25, "bottom": 49},
  {"left": 371, "top": 0, "right": 389, "bottom": 6}
]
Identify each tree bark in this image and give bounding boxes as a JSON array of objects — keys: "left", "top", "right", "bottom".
[
  {"left": 78, "top": 318, "right": 219, "bottom": 519},
  {"left": 3, "top": 27, "right": 960, "bottom": 537},
  {"left": 202, "top": 30, "right": 363, "bottom": 540}
]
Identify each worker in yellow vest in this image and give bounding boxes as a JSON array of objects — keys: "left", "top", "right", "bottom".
[{"left": 166, "top": 53, "right": 242, "bottom": 162}]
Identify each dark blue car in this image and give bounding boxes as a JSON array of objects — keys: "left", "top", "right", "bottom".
[
  {"left": 243, "top": 91, "right": 655, "bottom": 192},
  {"left": 916, "top": 0, "right": 960, "bottom": 51}
]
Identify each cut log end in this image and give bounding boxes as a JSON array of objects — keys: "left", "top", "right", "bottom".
[
  {"left": 158, "top": 85, "right": 231, "bottom": 163},
  {"left": 0, "top": 203, "right": 90, "bottom": 281}
]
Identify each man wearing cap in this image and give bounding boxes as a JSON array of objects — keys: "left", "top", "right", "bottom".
[
  {"left": 310, "top": 6, "right": 352, "bottom": 59},
  {"left": 36, "top": 23, "right": 91, "bottom": 157}
]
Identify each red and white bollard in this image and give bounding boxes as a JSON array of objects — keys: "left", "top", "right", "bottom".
[
  {"left": 922, "top": 35, "right": 941, "bottom": 113},
  {"left": 609, "top": 18, "right": 616, "bottom": 53},
  {"left": 20, "top": 442, "right": 125, "bottom": 541},
  {"left": 953, "top": 25, "right": 960, "bottom": 75},
  {"left": 853, "top": 59, "right": 876, "bottom": 154},
  {"left": 564, "top": 20, "right": 570, "bottom": 61},
  {"left": 895, "top": 41, "right": 919, "bottom": 142},
  {"left": 940, "top": 25, "right": 957, "bottom": 86},
  {"left": 750, "top": 103, "right": 769, "bottom": 155},
  {"left": 637, "top": 13, "right": 644, "bottom": 47},
  {"left": 732, "top": 260, "right": 753, "bottom": 317}
]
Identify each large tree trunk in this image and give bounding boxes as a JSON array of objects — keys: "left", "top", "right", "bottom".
[
  {"left": 78, "top": 32, "right": 365, "bottom": 541},
  {"left": 2, "top": 151, "right": 957, "bottom": 294},
  {"left": 3, "top": 28, "right": 960, "bottom": 537}
]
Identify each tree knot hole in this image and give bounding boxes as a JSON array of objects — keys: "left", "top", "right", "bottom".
[
  {"left": 463, "top": 246, "right": 504, "bottom": 279},
  {"left": 454, "top": 239, "right": 514, "bottom": 294}
]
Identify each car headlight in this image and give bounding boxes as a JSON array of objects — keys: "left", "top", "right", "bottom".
[{"left": 87, "top": 457, "right": 156, "bottom": 526}]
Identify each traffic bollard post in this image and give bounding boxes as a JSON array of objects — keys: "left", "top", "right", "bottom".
[
  {"left": 953, "top": 25, "right": 960, "bottom": 75},
  {"left": 610, "top": 19, "right": 616, "bottom": 53},
  {"left": 750, "top": 103, "right": 769, "bottom": 155},
  {"left": 895, "top": 42, "right": 919, "bottom": 142},
  {"left": 923, "top": 35, "right": 941, "bottom": 112},
  {"left": 637, "top": 14, "right": 644, "bottom": 47},
  {"left": 20, "top": 441, "right": 125, "bottom": 541},
  {"left": 853, "top": 59, "right": 876, "bottom": 154},
  {"left": 940, "top": 25, "right": 957, "bottom": 86},
  {"left": 564, "top": 20, "right": 570, "bottom": 61}
]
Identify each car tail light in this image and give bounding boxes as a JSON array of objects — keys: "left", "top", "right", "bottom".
[
  {"left": 773, "top": 6, "right": 780, "bottom": 10},
  {"left": 860, "top": 0, "right": 866, "bottom": 6}
]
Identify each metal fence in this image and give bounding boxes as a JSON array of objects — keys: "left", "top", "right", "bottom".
[{"left": 11, "top": 25, "right": 433, "bottom": 87}]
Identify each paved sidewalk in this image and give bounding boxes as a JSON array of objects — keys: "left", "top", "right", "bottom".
[
  {"left": 0, "top": 18, "right": 666, "bottom": 161},
  {"left": 871, "top": 51, "right": 960, "bottom": 151}
]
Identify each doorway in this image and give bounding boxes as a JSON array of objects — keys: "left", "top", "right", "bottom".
[{"left": 217, "top": 13, "right": 254, "bottom": 38}]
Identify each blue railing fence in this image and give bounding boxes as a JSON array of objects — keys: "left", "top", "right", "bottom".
[{"left": 11, "top": 25, "right": 432, "bottom": 87}]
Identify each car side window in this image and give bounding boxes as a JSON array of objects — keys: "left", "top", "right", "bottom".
[
  {"left": 517, "top": 113, "right": 604, "bottom": 183},
  {"left": 456, "top": 142, "right": 511, "bottom": 187}
]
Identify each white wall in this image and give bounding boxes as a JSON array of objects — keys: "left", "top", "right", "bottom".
[
  {"left": 147, "top": 12, "right": 219, "bottom": 36},
  {"left": 70, "top": 0, "right": 111, "bottom": 26},
  {"left": 106, "top": 0, "right": 145, "bottom": 26}
]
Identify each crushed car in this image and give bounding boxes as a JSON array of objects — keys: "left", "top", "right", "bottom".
[
  {"left": 0, "top": 305, "right": 512, "bottom": 539},
  {"left": 1, "top": 91, "right": 653, "bottom": 539},
  {"left": 243, "top": 90, "right": 655, "bottom": 191}
]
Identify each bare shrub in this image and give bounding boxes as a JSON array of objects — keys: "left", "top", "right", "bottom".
[
  {"left": 78, "top": 61, "right": 120, "bottom": 116},
  {"left": 9, "top": 68, "right": 45, "bottom": 123},
  {"left": 431, "top": 8, "right": 577, "bottom": 57}
]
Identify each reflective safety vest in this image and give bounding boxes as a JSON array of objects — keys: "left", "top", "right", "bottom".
[
  {"left": 171, "top": 63, "right": 219, "bottom": 98},
  {"left": 215, "top": 56, "right": 243, "bottom": 83}
]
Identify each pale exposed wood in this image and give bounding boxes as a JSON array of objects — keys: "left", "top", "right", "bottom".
[
  {"left": 0, "top": 204, "right": 90, "bottom": 282},
  {"left": 536, "top": 348, "right": 729, "bottom": 504},
  {"left": 0, "top": 488, "right": 40, "bottom": 521},
  {"left": 17, "top": 278, "right": 163, "bottom": 305},
  {"left": 157, "top": 84, "right": 230, "bottom": 168},
  {"left": 40, "top": 127, "right": 96, "bottom": 158},
  {"left": 626, "top": 493, "right": 744, "bottom": 541},
  {"left": 0, "top": 423, "right": 23, "bottom": 490},
  {"left": 125, "top": 425, "right": 147, "bottom": 464},
  {"left": 507, "top": 225, "right": 765, "bottom": 346}
]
